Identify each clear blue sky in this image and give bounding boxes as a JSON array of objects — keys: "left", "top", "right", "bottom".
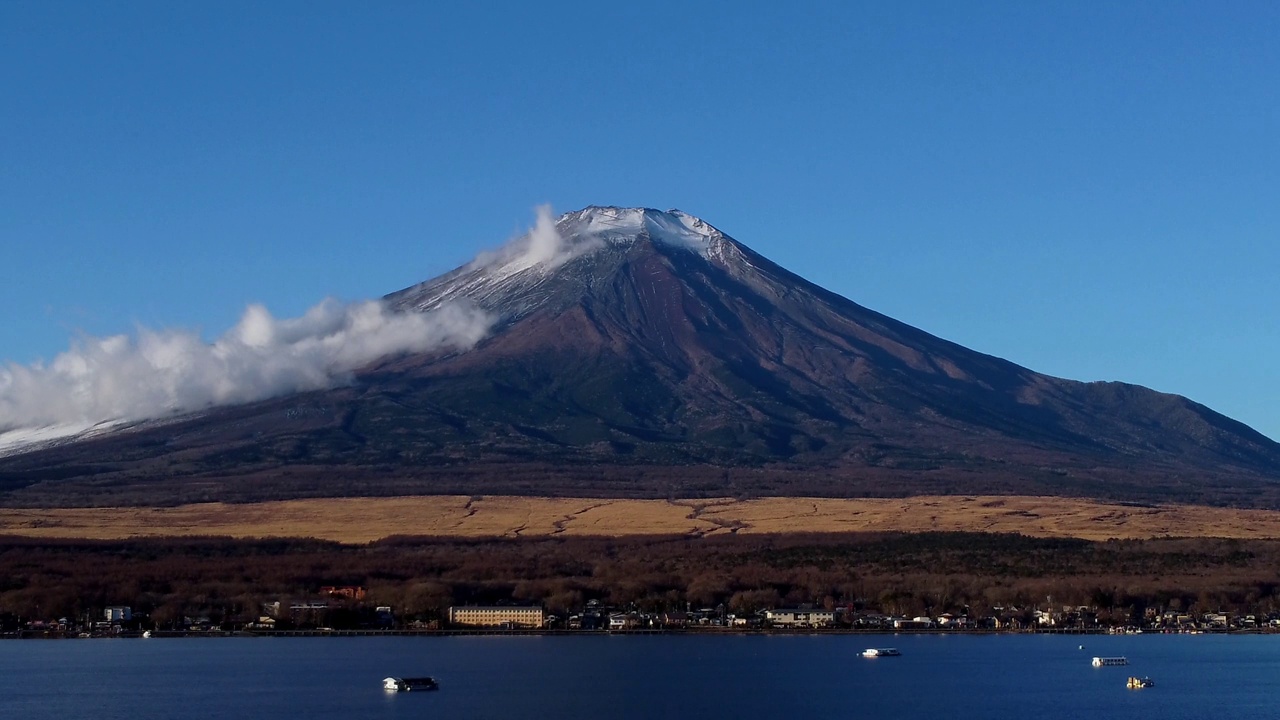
[{"left": 2, "top": 1, "right": 1278, "bottom": 439}]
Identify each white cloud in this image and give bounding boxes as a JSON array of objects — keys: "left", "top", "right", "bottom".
[
  {"left": 466, "top": 204, "right": 601, "bottom": 277},
  {"left": 0, "top": 203, "right": 592, "bottom": 453},
  {"left": 522, "top": 203, "right": 565, "bottom": 266},
  {"left": 0, "top": 297, "right": 493, "bottom": 433}
]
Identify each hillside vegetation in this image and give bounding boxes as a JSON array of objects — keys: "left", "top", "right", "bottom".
[{"left": 5, "top": 494, "right": 1280, "bottom": 543}]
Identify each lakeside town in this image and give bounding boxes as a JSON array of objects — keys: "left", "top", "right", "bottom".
[{"left": 5, "top": 585, "right": 1280, "bottom": 639}]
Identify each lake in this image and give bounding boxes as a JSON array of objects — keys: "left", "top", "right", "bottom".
[{"left": 2, "top": 633, "right": 1277, "bottom": 719}]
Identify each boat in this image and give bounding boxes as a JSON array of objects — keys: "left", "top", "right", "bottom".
[
  {"left": 383, "top": 677, "right": 439, "bottom": 692},
  {"left": 1091, "top": 656, "right": 1128, "bottom": 667},
  {"left": 1126, "top": 676, "right": 1154, "bottom": 689},
  {"left": 142, "top": 630, "right": 152, "bottom": 639},
  {"left": 862, "top": 648, "right": 901, "bottom": 657}
]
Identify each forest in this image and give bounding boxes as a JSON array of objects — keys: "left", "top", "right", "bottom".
[{"left": 2, "top": 531, "right": 1279, "bottom": 629}]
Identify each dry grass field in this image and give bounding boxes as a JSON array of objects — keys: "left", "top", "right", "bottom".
[{"left": 4, "top": 495, "right": 1280, "bottom": 543}]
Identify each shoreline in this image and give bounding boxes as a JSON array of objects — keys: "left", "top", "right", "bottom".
[{"left": 1, "top": 627, "right": 1257, "bottom": 640}]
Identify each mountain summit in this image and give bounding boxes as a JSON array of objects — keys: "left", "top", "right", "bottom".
[
  {"left": 387, "top": 206, "right": 740, "bottom": 325},
  {"left": 3, "top": 207, "right": 1280, "bottom": 507}
]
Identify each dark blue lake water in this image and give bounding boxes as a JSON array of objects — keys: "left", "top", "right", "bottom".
[{"left": 2, "top": 633, "right": 1276, "bottom": 719}]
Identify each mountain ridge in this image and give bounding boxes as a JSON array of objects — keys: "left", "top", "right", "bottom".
[{"left": 2, "top": 206, "right": 1278, "bottom": 508}]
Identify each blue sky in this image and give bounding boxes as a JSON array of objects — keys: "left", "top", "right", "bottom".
[{"left": 2, "top": 1, "right": 1278, "bottom": 438}]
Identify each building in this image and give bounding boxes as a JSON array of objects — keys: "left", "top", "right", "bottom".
[
  {"left": 448, "top": 606, "right": 544, "bottom": 629},
  {"left": 245, "top": 616, "right": 277, "bottom": 630},
  {"left": 320, "top": 586, "right": 367, "bottom": 601},
  {"left": 608, "top": 612, "right": 645, "bottom": 630},
  {"left": 660, "top": 611, "right": 690, "bottom": 628},
  {"left": 289, "top": 602, "right": 330, "bottom": 626},
  {"left": 765, "top": 608, "right": 835, "bottom": 628},
  {"left": 104, "top": 607, "right": 132, "bottom": 622}
]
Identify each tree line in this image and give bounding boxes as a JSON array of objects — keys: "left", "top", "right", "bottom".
[{"left": 2, "top": 532, "right": 1279, "bottom": 628}]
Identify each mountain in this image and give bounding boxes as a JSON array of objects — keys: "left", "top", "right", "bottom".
[{"left": 3, "top": 206, "right": 1279, "bottom": 508}]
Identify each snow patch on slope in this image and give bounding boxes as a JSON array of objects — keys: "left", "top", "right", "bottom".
[{"left": 0, "top": 420, "right": 125, "bottom": 458}]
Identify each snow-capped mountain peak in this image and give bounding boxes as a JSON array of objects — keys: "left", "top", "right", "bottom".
[
  {"left": 558, "top": 206, "right": 725, "bottom": 258},
  {"left": 387, "top": 206, "right": 741, "bottom": 321}
]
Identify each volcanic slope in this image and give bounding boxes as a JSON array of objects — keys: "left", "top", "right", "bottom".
[{"left": 2, "top": 206, "right": 1279, "bottom": 507}]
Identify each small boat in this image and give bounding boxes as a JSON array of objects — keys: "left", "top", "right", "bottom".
[
  {"left": 862, "top": 648, "right": 901, "bottom": 657},
  {"left": 1091, "top": 656, "right": 1128, "bottom": 667},
  {"left": 142, "top": 630, "right": 152, "bottom": 639},
  {"left": 1127, "top": 676, "right": 1154, "bottom": 689},
  {"left": 383, "top": 677, "right": 439, "bottom": 692}
]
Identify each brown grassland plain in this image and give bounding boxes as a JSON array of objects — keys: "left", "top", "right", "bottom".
[{"left": 4, "top": 494, "right": 1280, "bottom": 543}]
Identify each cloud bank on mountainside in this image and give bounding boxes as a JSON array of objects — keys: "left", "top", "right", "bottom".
[
  {"left": 0, "top": 206, "right": 591, "bottom": 450},
  {"left": 0, "top": 205, "right": 591, "bottom": 452},
  {"left": 0, "top": 298, "right": 492, "bottom": 437}
]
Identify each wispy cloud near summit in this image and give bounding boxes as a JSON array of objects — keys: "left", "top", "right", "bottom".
[{"left": 465, "top": 205, "right": 603, "bottom": 277}]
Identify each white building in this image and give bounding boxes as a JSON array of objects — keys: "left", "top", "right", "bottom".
[
  {"left": 104, "top": 607, "right": 132, "bottom": 622},
  {"left": 766, "top": 608, "right": 835, "bottom": 628}
]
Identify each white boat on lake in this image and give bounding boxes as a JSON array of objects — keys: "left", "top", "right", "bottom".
[{"left": 383, "top": 677, "right": 438, "bottom": 692}]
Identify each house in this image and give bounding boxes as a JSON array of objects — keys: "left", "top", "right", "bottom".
[
  {"left": 766, "top": 608, "right": 835, "bottom": 628},
  {"left": 660, "top": 611, "right": 689, "bottom": 628},
  {"left": 577, "top": 611, "right": 606, "bottom": 630},
  {"left": 853, "top": 613, "right": 891, "bottom": 629},
  {"left": 609, "top": 612, "right": 644, "bottom": 630},
  {"left": 1202, "top": 612, "right": 1229, "bottom": 628}
]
